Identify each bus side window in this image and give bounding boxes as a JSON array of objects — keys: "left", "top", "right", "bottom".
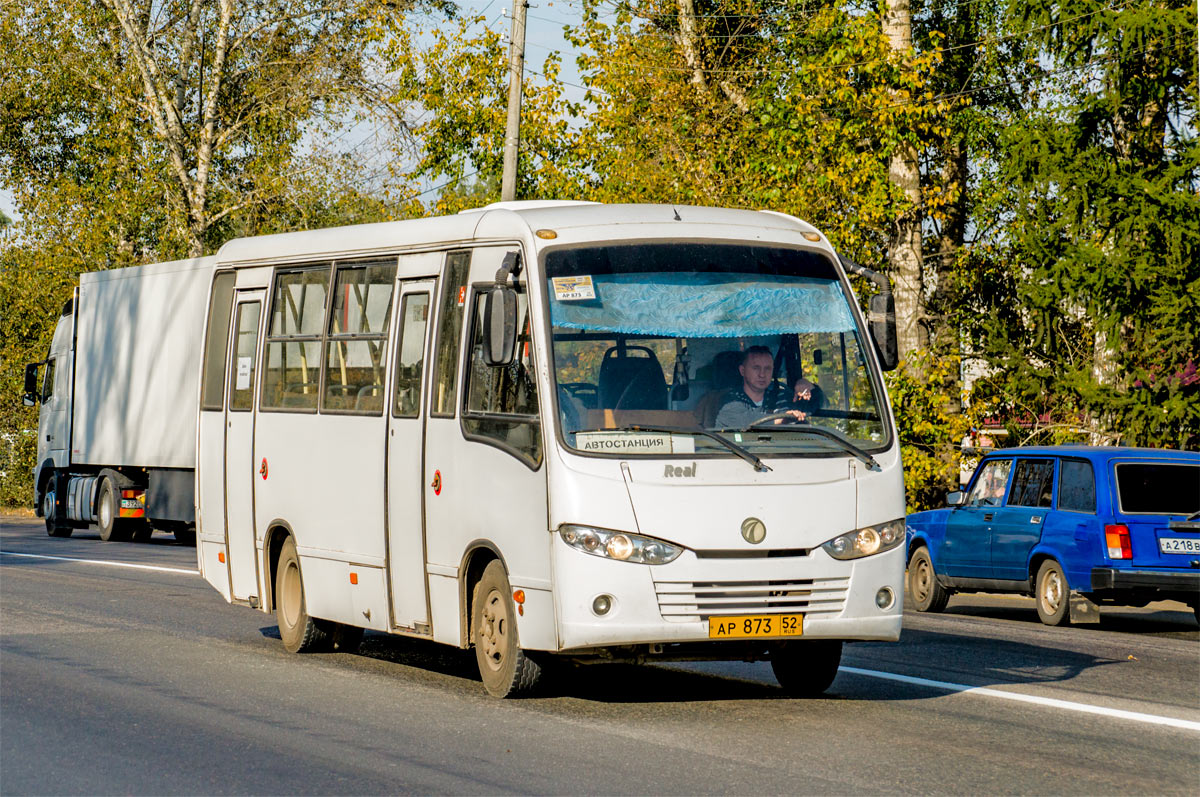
[
  {"left": 200, "top": 271, "right": 236, "bottom": 411},
  {"left": 323, "top": 261, "right": 396, "bottom": 414},
  {"left": 462, "top": 286, "right": 541, "bottom": 467},
  {"left": 430, "top": 251, "right": 471, "bottom": 417},
  {"left": 261, "top": 267, "right": 330, "bottom": 412},
  {"left": 393, "top": 293, "right": 430, "bottom": 417}
]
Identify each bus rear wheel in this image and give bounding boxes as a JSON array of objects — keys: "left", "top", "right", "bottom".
[
  {"left": 472, "top": 560, "right": 541, "bottom": 698},
  {"left": 275, "top": 537, "right": 331, "bottom": 653},
  {"left": 771, "top": 640, "right": 842, "bottom": 697}
]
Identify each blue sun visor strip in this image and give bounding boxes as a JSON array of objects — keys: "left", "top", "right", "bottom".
[{"left": 548, "top": 273, "right": 857, "bottom": 337}]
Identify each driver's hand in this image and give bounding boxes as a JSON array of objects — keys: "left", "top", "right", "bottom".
[{"left": 773, "top": 409, "right": 807, "bottom": 424}]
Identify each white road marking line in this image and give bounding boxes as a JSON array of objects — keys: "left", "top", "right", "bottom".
[
  {"left": 840, "top": 665, "right": 1200, "bottom": 732},
  {"left": 0, "top": 550, "right": 198, "bottom": 576}
]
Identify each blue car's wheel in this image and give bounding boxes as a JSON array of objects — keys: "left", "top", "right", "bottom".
[
  {"left": 1035, "top": 559, "right": 1070, "bottom": 626},
  {"left": 908, "top": 547, "right": 949, "bottom": 613}
]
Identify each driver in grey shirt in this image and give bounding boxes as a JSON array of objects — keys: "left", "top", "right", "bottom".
[{"left": 714, "top": 346, "right": 809, "bottom": 428}]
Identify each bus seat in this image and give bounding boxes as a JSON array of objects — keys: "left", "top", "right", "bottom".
[
  {"left": 597, "top": 346, "right": 668, "bottom": 410},
  {"left": 694, "top": 350, "right": 743, "bottom": 426},
  {"left": 355, "top": 384, "right": 383, "bottom": 413}
]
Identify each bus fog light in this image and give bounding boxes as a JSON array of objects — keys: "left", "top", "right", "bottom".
[
  {"left": 875, "top": 587, "right": 895, "bottom": 610},
  {"left": 592, "top": 594, "right": 613, "bottom": 616}
]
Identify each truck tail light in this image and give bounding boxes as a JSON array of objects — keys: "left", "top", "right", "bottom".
[{"left": 1105, "top": 525, "right": 1132, "bottom": 560}]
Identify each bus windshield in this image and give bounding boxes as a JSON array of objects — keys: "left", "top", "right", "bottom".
[{"left": 545, "top": 242, "right": 890, "bottom": 459}]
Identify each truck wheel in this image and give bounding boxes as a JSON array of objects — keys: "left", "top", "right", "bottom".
[
  {"left": 131, "top": 522, "right": 153, "bottom": 543},
  {"left": 472, "top": 560, "right": 541, "bottom": 698},
  {"left": 1035, "top": 559, "right": 1070, "bottom": 626},
  {"left": 174, "top": 527, "right": 196, "bottom": 546},
  {"left": 275, "top": 537, "right": 331, "bottom": 653},
  {"left": 908, "top": 547, "right": 949, "bottom": 613},
  {"left": 96, "top": 478, "right": 132, "bottom": 542},
  {"left": 771, "top": 640, "right": 843, "bottom": 697},
  {"left": 43, "top": 474, "right": 72, "bottom": 538}
]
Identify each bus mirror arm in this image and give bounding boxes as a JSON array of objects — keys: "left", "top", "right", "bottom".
[
  {"left": 23, "top": 362, "right": 41, "bottom": 406},
  {"left": 838, "top": 254, "right": 898, "bottom": 372}
]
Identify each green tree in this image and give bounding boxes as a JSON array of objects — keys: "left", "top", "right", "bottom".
[{"left": 954, "top": 0, "right": 1199, "bottom": 448}]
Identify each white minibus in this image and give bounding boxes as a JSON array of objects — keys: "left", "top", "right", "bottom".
[{"left": 196, "top": 202, "right": 906, "bottom": 697}]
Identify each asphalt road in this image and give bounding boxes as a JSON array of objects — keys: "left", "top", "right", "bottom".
[{"left": 2, "top": 514, "right": 1198, "bottom": 795}]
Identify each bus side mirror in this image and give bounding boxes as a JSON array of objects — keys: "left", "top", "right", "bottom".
[
  {"left": 870, "top": 292, "right": 898, "bottom": 371},
  {"left": 946, "top": 491, "right": 965, "bottom": 507},
  {"left": 483, "top": 288, "right": 519, "bottom": 366},
  {"left": 23, "top": 363, "right": 40, "bottom": 406}
]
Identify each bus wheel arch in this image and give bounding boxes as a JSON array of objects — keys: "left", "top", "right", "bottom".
[
  {"left": 264, "top": 521, "right": 296, "bottom": 614},
  {"left": 459, "top": 542, "right": 505, "bottom": 648}
]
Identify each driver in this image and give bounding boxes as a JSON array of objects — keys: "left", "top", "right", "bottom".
[{"left": 714, "top": 346, "right": 807, "bottom": 428}]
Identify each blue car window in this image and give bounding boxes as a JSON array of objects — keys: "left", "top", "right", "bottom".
[
  {"left": 1009, "top": 459, "right": 1054, "bottom": 508},
  {"left": 966, "top": 459, "right": 1012, "bottom": 507},
  {"left": 1058, "top": 459, "right": 1096, "bottom": 513}
]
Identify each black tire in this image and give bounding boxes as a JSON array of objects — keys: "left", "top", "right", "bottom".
[
  {"left": 472, "top": 560, "right": 541, "bottom": 698},
  {"left": 97, "top": 478, "right": 132, "bottom": 542},
  {"left": 771, "top": 640, "right": 843, "bottom": 697},
  {"left": 1035, "top": 559, "right": 1070, "bottom": 626},
  {"left": 174, "top": 527, "right": 196, "bottom": 546},
  {"left": 907, "top": 547, "right": 950, "bottom": 613},
  {"left": 131, "top": 522, "right": 153, "bottom": 543},
  {"left": 275, "top": 536, "right": 332, "bottom": 653},
  {"left": 43, "top": 473, "right": 72, "bottom": 538}
]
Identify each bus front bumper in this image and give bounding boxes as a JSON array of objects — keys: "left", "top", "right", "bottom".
[{"left": 551, "top": 537, "right": 904, "bottom": 652}]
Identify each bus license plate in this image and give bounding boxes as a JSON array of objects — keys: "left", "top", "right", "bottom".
[
  {"left": 1159, "top": 537, "right": 1200, "bottom": 554},
  {"left": 708, "top": 614, "right": 803, "bottom": 639}
]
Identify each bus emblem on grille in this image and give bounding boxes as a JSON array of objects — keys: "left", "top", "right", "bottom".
[{"left": 741, "top": 517, "right": 766, "bottom": 544}]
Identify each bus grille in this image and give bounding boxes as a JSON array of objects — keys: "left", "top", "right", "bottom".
[{"left": 653, "top": 577, "right": 849, "bottom": 621}]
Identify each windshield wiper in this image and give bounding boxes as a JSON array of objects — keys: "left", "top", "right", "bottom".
[
  {"left": 729, "top": 415, "right": 881, "bottom": 471},
  {"left": 574, "top": 425, "right": 771, "bottom": 473}
]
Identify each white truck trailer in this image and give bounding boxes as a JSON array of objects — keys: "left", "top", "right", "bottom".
[{"left": 24, "top": 257, "right": 216, "bottom": 544}]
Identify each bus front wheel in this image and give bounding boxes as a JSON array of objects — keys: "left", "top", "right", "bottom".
[
  {"left": 472, "top": 560, "right": 541, "bottom": 698},
  {"left": 770, "top": 640, "right": 842, "bottom": 697},
  {"left": 275, "top": 537, "right": 331, "bottom": 653}
]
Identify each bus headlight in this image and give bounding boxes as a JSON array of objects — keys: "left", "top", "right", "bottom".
[
  {"left": 820, "top": 519, "right": 905, "bottom": 560},
  {"left": 558, "top": 525, "right": 684, "bottom": 565}
]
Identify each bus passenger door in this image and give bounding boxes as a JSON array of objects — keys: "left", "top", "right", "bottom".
[
  {"left": 225, "top": 291, "right": 264, "bottom": 602},
  {"left": 386, "top": 278, "right": 436, "bottom": 630}
]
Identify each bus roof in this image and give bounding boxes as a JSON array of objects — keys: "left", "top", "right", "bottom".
[{"left": 213, "top": 203, "right": 824, "bottom": 267}]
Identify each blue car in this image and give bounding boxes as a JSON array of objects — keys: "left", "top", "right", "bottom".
[{"left": 906, "top": 446, "right": 1200, "bottom": 626}]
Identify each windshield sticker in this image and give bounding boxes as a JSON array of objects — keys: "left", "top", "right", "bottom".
[
  {"left": 576, "top": 431, "right": 674, "bottom": 453},
  {"left": 552, "top": 275, "right": 596, "bottom": 301}
]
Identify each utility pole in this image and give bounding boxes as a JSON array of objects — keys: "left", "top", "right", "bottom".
[{"left": 500, "top": 0, "right": 528, "bottom": 202}]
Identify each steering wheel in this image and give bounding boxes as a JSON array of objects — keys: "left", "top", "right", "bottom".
[{"left": 747, "top": 410, "right": 809, "bottom": 428}]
